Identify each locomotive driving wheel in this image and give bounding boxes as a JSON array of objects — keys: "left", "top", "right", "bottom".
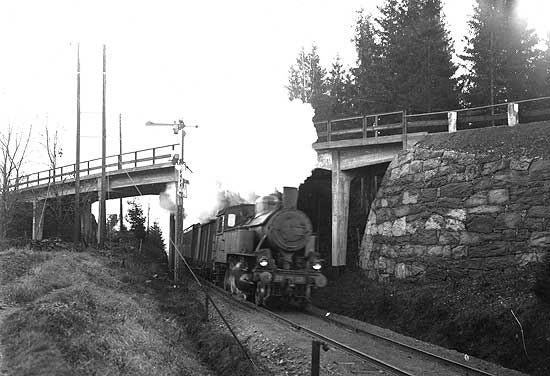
[{"left": 224, "top": 260, "right": 248, "bottom": 300}]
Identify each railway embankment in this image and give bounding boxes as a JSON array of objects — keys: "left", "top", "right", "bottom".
[
  {"left": 314, "top": 121, "right": 550, "bottom": 375},
  {"left": 0, "top": 243, "right": 257, "bottom": 376}
]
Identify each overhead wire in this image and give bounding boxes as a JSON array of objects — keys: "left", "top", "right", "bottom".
[{"left": 120, "top": 162, "right": 258, "bottom": 371}]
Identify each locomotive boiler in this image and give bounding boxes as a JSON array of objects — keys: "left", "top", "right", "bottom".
[{"left": 181, "top": 187, "right": 326, "bottom": 306}]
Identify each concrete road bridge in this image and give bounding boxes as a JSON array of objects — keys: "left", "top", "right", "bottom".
[
  {"left": 10, "top": 143, "right": 183, "bottom": 242},
  {"left": 313, "top": 97, "right": 550, "bottom": 267}
]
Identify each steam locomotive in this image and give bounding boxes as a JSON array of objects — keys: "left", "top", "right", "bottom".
[{"left": 179, "top": 187, "right": 327, "bottom": 306}]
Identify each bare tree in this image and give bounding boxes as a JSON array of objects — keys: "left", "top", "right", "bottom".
[{"left": 0, "top": 125, "right": 32, "bottom": 240}]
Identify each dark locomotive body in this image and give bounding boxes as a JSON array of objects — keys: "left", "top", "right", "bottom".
[{"left": 181, "top": 187, "right": 326, "bottom": 306}]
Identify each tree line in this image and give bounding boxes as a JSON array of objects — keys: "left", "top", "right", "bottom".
[{"left": 287, "top": 0, "right": 550, "bottom": 121}]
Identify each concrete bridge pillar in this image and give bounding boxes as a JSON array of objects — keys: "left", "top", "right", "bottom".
[
  {"left": 331, "top": 151, "right": 352, "bottom": 266},
  {"left": 81, "top": 200, "right": 97, "bottom": 246},
  {"left": 32, "top": 199, "right": 45, "bottom": 241}
]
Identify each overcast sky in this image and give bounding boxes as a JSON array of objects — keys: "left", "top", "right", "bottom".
[{"left": 1, "top": 0, "right": 548, "bottom": 230}]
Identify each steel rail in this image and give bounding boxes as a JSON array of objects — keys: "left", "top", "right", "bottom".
[
  {"left": 204, "top": 281, "right": 413, "bottom": 376},
  {"left": 306, "top": 307, "right": 499, "bottom": 376},
  {"left": 204, "top": 279, "right": 501, "bottom": 376}
]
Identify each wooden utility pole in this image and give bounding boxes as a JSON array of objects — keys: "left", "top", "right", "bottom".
[
  {"left": 98, "top": 45, "right": 107, "bottom": 247},
  {"left": 119, "top": 113, "right": 124, "bottom": 232},
  {"left": 73, "top": 43, "right": 81, "bottom": 249}
]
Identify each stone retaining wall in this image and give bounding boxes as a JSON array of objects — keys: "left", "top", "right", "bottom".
[{"left": 359, "top": 146, "right": 550, "bottom": 281}]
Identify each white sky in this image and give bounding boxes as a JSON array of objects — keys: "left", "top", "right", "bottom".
[{"left": 0, "top": 0, "right": 548, "bottom": 234}]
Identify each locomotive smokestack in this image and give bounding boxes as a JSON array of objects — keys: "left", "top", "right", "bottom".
[{"left": 283, "top": 187, "right": 298, "bottom": 209}]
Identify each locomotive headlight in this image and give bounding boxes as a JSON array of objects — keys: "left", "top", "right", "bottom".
[
  {"left": 312, "top": 262, "right": 322, "bottom": 271},
  {"left": 259, "top": 258, "right": 269, "bottom": 267}
]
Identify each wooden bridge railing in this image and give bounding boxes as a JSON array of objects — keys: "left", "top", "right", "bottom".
[
  {"left": 10, "top": 143, "right": 179, "bottom": 190},
  {"left": 313, "top": 96, "right": 550, "bottom": 147}
]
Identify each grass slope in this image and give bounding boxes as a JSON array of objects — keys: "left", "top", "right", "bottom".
[{"left": 0, "top": 246, "right": 210, "bottom": 376}]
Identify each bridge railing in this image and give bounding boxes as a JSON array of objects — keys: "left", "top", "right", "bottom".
[
  {"left": 313, "top": 96, "right": 550, "bottom": 147},
  {"left": 10, "top": 143, "right": 178, "bottom": 189}
]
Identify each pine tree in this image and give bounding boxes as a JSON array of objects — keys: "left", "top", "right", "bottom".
[
  {"left": 126, "top": 199, "right": 146, "bottom": 241},
  {"left": 461, "top": 0, "right": 541, "bottom": 106}
]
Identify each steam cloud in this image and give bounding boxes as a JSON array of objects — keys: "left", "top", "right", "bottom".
[{"left": 159, "top": 183, "right": 177, "bottom": 214}]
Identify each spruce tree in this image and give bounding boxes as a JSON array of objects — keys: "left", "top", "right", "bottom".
[
  {"left": 126, "top": 199, "right": 146, "bottom": 241},
  {"left": 286, "top": 44, "right": 327, "bottom": 117},
  {"left": 461, "top": 0, "right": 541, "bottom": 106},
  {"left": 351, "top": 0, "right": 458, "bottom": 114}
]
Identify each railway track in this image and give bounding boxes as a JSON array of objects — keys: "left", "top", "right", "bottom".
[{"left": 204, "top": 280, "right": 523, "bottom": 376}]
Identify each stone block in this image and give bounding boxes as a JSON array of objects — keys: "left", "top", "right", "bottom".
[
  {"left": 424, "top": 169, "right": 438, "bottom": 181},
  {"left": 401, "top": 244, "right": 426, "bottom": 256},
  {"left": 467, "top": 215, "right": 496, "bottom": 233},
  {"left": 440, "top": 182, "right": 473, "bottom": 198},
  {"left": 402, "top": 191, "right": 419, "bottom": 205},
  {"left": 420, "top": 188, "right": 437, "bottom": 202},
  {"left": 437, "top": 197, "right": 462, "bottom": 208},
  {"left": 482, "top": 159, "right": 510, "bottom": 175},
  {"left": 525, "top": 218, "right": 544, "bottom": 231},
  {"left": 380, "top": 244, "right": 398, "bottom": 258},
  {"left": 414, "top": 148, "right": 431, "bottom": 160},
  {"left": 529, "top": 232, "right": 550, "bottom": 247},
  {"left": 413, "top": 230, "right": 439, "bottom": 245},
  {"left": 442, "top": 150, "right": 459, "bottom": 160},
  {"left": 438, "top": 231, "right": 460, "bottom": 245},
  {"left": 518, "top": 252, "right": 544, "bottom": 266},
  {"left": 468, "top": 242, "right": 509, "bottom": 258},
  {"left": 502, "top": 229, "right": 516, "bottom": 241},
  {"left": 430, "top": 150, "right": 444, "bottom": 158},
  {"left": 451, "top": 245, "right": 468, "bottom": 259},
  {"left": 427, "top": 245, "right": 452, "bottom": 257},
  {"left": 464, "top": 192, "right": 488, "bottom": 207},
  {"left": 460, "top": 232, "right": 481, "bottom": 245},
  {"left": 497, "top": 212, "right": 522, "bottom": 229},
  {"left": 516, "top": 228, "right": 530, "bottom": 241},
  {"left": 395, "top": 263, "right": 426, "bottom": 279},
  {"left": 423, "top": 158, "right": 441, "bottom": 171},
  {"left": 488, "top": 189, "right": 509, "bottom": 204},
  {"left": 467, "top": 205, "right": 502, "bottom": 214},
  {"left": 494, "top": 170, "right": 529, "bottom": 184},
  {"left": 393, "top": 205, "right": 410, "bottom": 218},
  {"left": 376, "top": 208, "right": 393, "bottom": 224},
  {"left": 510, "top": 156, "right": 533, "bottom": 171},
  {"left": 464, "top": 165, "right": 480, "bottom": 181},
  {"left": 529, "top": 159, "right": 550, "bottom": 180},
  {"left": 474, "top": 178, "right": 493, "bottom": 191},
  {"left": 425, "top": 214, "right": 445, "bottom": 230},
  {"left": 409, "top": 160, "right": 423, "bottom": 173},
  {"left": 378, "top": 221, "right": 393, "bottom": 236},
  {"left": 391, "top": 217, "right": 407, "bottom": 237},
  {"left": 380, "top": 199, "right": 388, "bottom": 208},
  {"left": 445, "top": 218, "right": 465, "bottom": 231},
  {"left": 528, "top": 206, "right": 550, "bottom": 218},
  {"left": 447, "top": 209, "right": 466, "bottom": 221}
]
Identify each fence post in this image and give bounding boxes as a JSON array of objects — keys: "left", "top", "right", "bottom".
[
  {"left": 508, "top": 102, "right": 519, "bottom": 127},
  {"left": 402, "top": 110, "right": 408, "bottom": 150},
  {"left": 448, "top": 111, "right": 457, "bottom": 133},
  {"left": 374, "top": 115, "right": 379, "bottom": 138},
  {"left": 311, "top": 341, "right": 321, "bottom": 376},
  {"left": 362, "top": 116, "right": 367, "bottom": 139},
  {"left": 327, "top": 121, "right": 331, "bottom": 142}
]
